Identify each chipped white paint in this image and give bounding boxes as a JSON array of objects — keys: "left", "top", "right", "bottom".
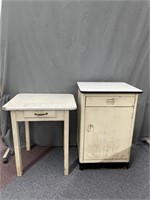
[
  {"left": 77, "top": 82, "right": 142, "bottom": 164},
  {"left": 84, "top": 106, "right": 133, "bottom": 160}
]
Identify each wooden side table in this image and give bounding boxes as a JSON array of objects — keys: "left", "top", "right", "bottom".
[{"left": 3, "top": 93, "right": 77, "bottom": 176}]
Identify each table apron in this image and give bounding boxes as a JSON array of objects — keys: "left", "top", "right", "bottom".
[{"left": 14, "top": 110, "right": 65, "bottom": 121}]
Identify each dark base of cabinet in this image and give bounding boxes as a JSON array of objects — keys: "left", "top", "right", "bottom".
[{"left": 79, "top": 162, "right": 130, "bottom": 170}]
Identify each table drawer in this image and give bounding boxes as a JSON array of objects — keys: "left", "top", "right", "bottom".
[
  {"left": 24, "top": 110, "right": 56, "bottom": 118},
  {"left": 86, "top": 96, "right": 135, "bottom": 107}
]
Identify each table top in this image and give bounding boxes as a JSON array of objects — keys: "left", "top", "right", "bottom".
[
  {"left": 77, "top": 82, "right": 142, "bottom": 93},
  {"left": 3, "top": 93, "right": 77, "bottom": 111}
]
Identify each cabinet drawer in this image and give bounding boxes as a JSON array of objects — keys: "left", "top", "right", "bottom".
[
  {"left": 24, "top": 110, "right": 56, "bottom": 118},
  {"left": 86, "top": 96, "right": 135, "bottom": 107}
]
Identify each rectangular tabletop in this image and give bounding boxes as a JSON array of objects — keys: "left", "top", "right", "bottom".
[
  {"left": 77, "top": 82, "right": 142, "bottom": 93},
  {"left": 3, "top": 93, "right": 77, "bottom": 111}
]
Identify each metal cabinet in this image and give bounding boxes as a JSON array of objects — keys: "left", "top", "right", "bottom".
[{"left": 77, "top": 82, "right": 142, "bottom": 168}]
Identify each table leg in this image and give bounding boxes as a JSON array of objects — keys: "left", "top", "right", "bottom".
[
  {"left": 11, "top": 111, "right": 22, "bottom": 176},
  {"left": 64, "top": 111, "right": 69, "bottom": 175},
  {"left": 25, "top": 121, "right": 30, "bottom": 151}
]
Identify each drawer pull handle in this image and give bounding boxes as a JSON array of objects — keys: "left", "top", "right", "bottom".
[
  {"left": 87, "top": 124, "right": 94, "bottom": 132},
  {"left": 34, "top": 112, "right": 48, "bottom": 116},
  {"left": 106, "top": 98, "right": 115, "bottom": 104}
]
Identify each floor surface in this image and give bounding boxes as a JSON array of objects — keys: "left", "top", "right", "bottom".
[{"left": 1, "top": 144, "right": 150, "bottom": 200}]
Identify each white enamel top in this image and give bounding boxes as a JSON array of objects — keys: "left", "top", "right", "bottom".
[
  {"left": 3, "top": 94, "right": 77, "bottom": 111},
  {"left": 77, "top": 82, "right": 142, "bottom": 93}
]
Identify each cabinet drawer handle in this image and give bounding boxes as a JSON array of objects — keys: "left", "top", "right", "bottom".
[
  {"left": 106, "top": 98, "right": 115, "bottom": 104},
  {"left": 34, "top": 112, "right": 48, "bottom": 116},
  {"left": 87, "top": 124, "right": 94, "bottom": 132}
]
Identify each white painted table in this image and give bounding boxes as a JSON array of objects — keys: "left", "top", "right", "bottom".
[
  {"left": 77, "top": 82, "right": 142, "bottom": 169},
  {"left": 3, "top": 94, "right": 77, "bottom": 176}
]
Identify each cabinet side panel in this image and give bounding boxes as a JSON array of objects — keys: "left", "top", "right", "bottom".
[
  {"left": 77, "top": 90, "right": 85, "bottom": 163},
  {"left": 77, "top": 90, "right": 80, "bottom": 149},
  {"left": 127, "top": 94, "right": 138, "bottom": 161}
]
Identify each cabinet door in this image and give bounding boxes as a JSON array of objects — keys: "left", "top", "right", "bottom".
[{"left": 84, "top": 107, "right": 133, "bottom": 161}]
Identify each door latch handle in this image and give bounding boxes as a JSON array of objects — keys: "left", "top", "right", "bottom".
[{"left": 87, "top": 124, "right": 94, "bottom": 132}]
